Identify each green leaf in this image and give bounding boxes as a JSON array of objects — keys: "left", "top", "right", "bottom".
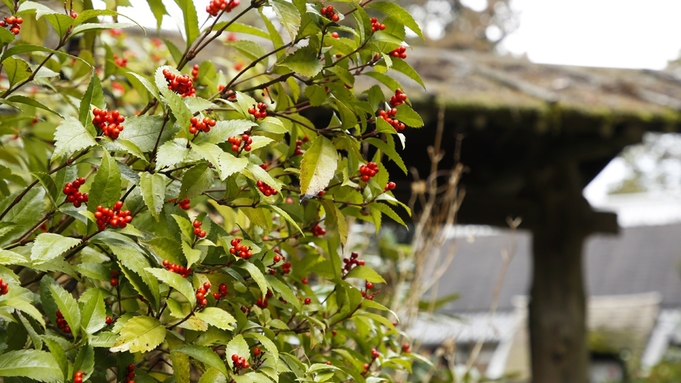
[
  {"left": 41, "top": 276, "right": 81, "bottom": 337},
  {"left": 17, "top": 1, "right": 59, "bottom": 19},
  {"left": 395, "top": 103, "right": 424, "bottom": 128},
  {"left": 88, "top": 151, "right": 122, "bottom": 212},
  {"left": 42, "top": 337, "right": 68, "bottom": 382},
  {"left": 44, "top": 14, "right": 75, "bottom": 38},
  {"left": 259, "top": 116, "right": 288, "bottom": 134},
  {"left": 0, "top": 350, "right": 62, "bottom": 383},
  {"left": 146, "top": 268, "right": 196, "bottom": 306},
  {"left": 345, "top": 266, "right": 386, "bottom": 283},
  {"left": 227, "top": 40, "right": 267, "bottom": 63},
  {"left": 321, "top": 200, "right": 348, "bottom": 245},
  {"left": 119, "top": 115, "right": 166, "bottom": 152},
  {"left": 6, "top": 95, "right": 61, "bottom": 116},
  {"left": 372, "top": 202, "right": 406, "bottom": 227},
  {"left": 279, "top": 46, "right": 323, "bottom": 77},
  {"left": 175, "top": 345, "right": 228, "bottom": 377},
  {"left": 180, "top": 163, "right": 214, "bottom": 200},
  {"left": 215, "top": 21, "right": 269, "bottom": 39},
  {"left": 299, "top": 136, "right": 338, "bottom": 198},
  {"left": 304, "top": 85, "right": 327, "bottom": 107},
  {"left": 140, "top": 172, "right": 167, "bottom": 220},
  {"left": 73, "top": 345, "right": 95, "bottom": 380},
  {"left": 3, "top": 58, "right": 33, "bottom": 88},
  {"left": 30, "top": 233, "right": 81, "bottom": 266},
  {"left": 79, "top": 73, "right": 105, "bottom": 126},
  {"left": 0, "top": 249, "right": 27, "bottom": 265},
  {"left": 182, "top": 241, "right": 202, "bottom": 269},
  {"left": 195, "top": 307, "right": 236, "bottom": 331},
  {"left": 110, "top": 316, "right": 166, "bottom": 353},
  {"left": 271, "top": 0, "right": 301, "bottom": 41},
  {"left": 194, "top": 119, "right": 255, "bottom": 145},
  {"left": 156, "top": 138, "right": 191, "bottom": 170},
  {"left": 0, "top": 27, "right": 14, "bottom": 45},
  {"left": 80, "top": 288, "right": 107, "bottom": 335},
  {"left": 225, "top": 335, "right": 249, "bottom": 369},
  {"left": 173, "top": 0, "right": 200, "bottom": 45},
  {"left": 143, "top": 237, "right": 184, "bottom": 265},
  {"left": 145, "top": 0, "right": 168, "bottom": 30},
  {"left": 53, "top": 116, "right": 97, "bottom": 161},
  {"left": 266, "top": 205, "right": 303, "bottom": 235},
  {"left": 265, "top": 275, "right": 301, "bottom": 311},
  {"left": 391, "top": 58, "right": 425, "bottom": 89},
  {"left": 365, "top": 137, "right": 406, "bottom": 174},
  {"left": 127, "top": 72, "right": 160, "bottom": 100},
  {"left": 199, "top": 369, "right": 227, "bottom": 383},
  {"left": 239, "top": 262, "right": 268, "bottom": 298},
  {"left": 364, "top": 71, "right": 401, "bottom": 92}
]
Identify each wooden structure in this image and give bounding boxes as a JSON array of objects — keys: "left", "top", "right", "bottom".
[{"left": 391, "top": 47, "right": 681, "bottom": 382}]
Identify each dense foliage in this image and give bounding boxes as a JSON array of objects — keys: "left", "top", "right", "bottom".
[{"left": 0, "top": 0, "right": 428, "bottom": 382}]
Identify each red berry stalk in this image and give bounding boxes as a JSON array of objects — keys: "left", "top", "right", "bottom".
[
  {"left": 206, "top": 0, "right": 240, "bottom": 17},
  {"left": 162, "top": 259, "right": 193, "bottom": 278},
  {"left": 229, "top": 238, "right": 253, "bottom": 259},
  {"left": 93, "top": 108, "right": 125, "bottom": 139},
  {"left": 0, "top": 16, "right": 23, "bottom": 35},
  {"left": 248, "top": 103, "right": 268, "bottom": 120},
  {"left": 228, "top": 133, "right": 253, "bottom": 152}
]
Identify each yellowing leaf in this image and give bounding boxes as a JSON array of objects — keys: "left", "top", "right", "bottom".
[
  {"left": 110, "top": 316, "right": 166, "bottom": 353},
  {"left": 299, "top": 136, "right": 338, "bottom": 198}
]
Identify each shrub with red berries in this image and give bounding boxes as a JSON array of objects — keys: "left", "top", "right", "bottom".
[
  {"left": 390, "top": 89, "right": 408, "bottom": 107},
  {"left": 0, "top": 15, "right": 23, "bottom": 35},
  {"left": 229, "top": 238, "right": 253, "bottom": 259},
  {"left": 94, "top": 201, "right": 132, "bottom": 230},
  {"left": 162, "top": 68, "right": 196, "bottom": 97},
  {"left": 248, "top": 103, "right": 267, "bottom": 120},
  {"left": 92, "top": 108, "right": 125, "bottom": 139},
  {"left": 189, "top": 116, "right": 216, "bottom": 135},
  {"left": 206, "top": 0, "right": 241, "bottom": 17},
  {"left": 256, "top": 180, "right": 277, "bottom": 196},
  {"left": 62, "top": 178, "right": 88, "bottom": 207},
  {"left": 359, "top": 162, "right": 379, "bottom": 182},
  {"left": 320, "top": 5, "right": 340, "bottom": 22}
]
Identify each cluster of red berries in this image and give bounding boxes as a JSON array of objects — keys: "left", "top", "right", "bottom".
[
  {"left": 110, "top": 270, "right": 120, "bottom": 287},
  {"left": 63, "top": 178, "right": 88, "bottom": 207},
  {"left": 257, "top": 180, "right": 278, "bottom": 197},
  {"left": 390, "top": 46, "right": 407, "bottom": 59},
  {"left": 370, "top": 17, "right": 386, "bottom": 32},
  {"left": 93, "top": 108, "right": 125, "bottom": 139},
  {"left": 95, "top": 201, "right": 132, "bottom": 230},
  {"left": 312, "top": 224, "right": 326, "bottom": 237},
  {"left": 228, "top": 133, "right": 253, "bottom": 152},
  {"left": 168, "top": 198, "right": 191, "bottom": 210},
  {"left": 371, "top": 348, "right": 380, "bottom": 359},
  {"left": 231, "top": 354, "right": 250, "bottom": 369},
  {"left": 248, "top": 103, "right": 267, "bottom": 120},
  {"left": 193, "top": 220, "right": 207, "bottom": 238},
  {"left": 196, "top": 281, "right": 212, "bottom": 306},
  {"left": 73, "top": 371, "right": 85, "bottom": 383},
  {"left": 0, "top": 278, "right": 8, "bottom": 296},
  {"left": 384, "top": 181, "right": 396, "bottom": 191},
  {"left": 124, "top": 364, "right": 136, "bottom": 383},
  {"left": 378, "top": 109, "right": 405, "bottom": 131},
  {"left": 55, "top": 310, "right": 70, "bottom": 333},
  {"left": 390, "top": 89, "right": 408, "bottom": 107},
  {"left": 218, "top": 86, "right": 238, "bottom": 101},
  {"left": 0, "top": 16, "right": 23, "bottom": 35},
  {"left": 401, "top": 343, "right": 411, "bottom": 353},
  {"left": 229, "top": 238, "right": 253, "bottom": 259},
  {"left": 113, "top": 54, "right": 128, "bottom": 67},
  {"left": 293, "top": 136, "right": 308, "bottom": 155},
  {"left": 342, "top": 252, "right": 365, "bottom": 277},
  {"left": 213, "top": 283, "right": 228, "bottom": 301},
  {"left": 162, "top": 68, "right": 196, "bottom": 97},
  {"left": 361, "top": 280, "right": 376, "bottom": 300},
  {"left": 206, "top": 0, "right": 240, "bottom": 17},
  {"left": 189, "top": 116, "right": 216, "bottom": 135},
  {"left": 281, "top": 261, "right": 291, "bottom": 274},
  {"left": 320, "top": 5, "right": 340, "bottom": 22},
  {"left": 162, "top": 260, "right": 193, "bottom": 278},
  {"left": 359, "top": 162, "right": 379, "bottom": 182},
  {"left": 191, "top": 64, "right": 199, "bottom": 81}
]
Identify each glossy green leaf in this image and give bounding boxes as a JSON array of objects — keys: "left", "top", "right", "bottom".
[
  {"left": 0, "top": 350, "right": 62, "bottom": 383},
  {"left": 110, "top": 316, "right": 166, "bottom": 353},
  {"left": 279, "top": 46, "right": 323, "bottom": 77},
  {"left": 30, "top": 233, "right": 81, "bottom": 266},
  {"left": 225, "top": 335, "right": 250, "bottom": 369},
  {"left": 345, "top": 266, "right": 386, "bottom": 283},
  {"left": 173, "top": 0, "right": 200, "bottom": 45},
  {"left": 180, "top": 163, "right": 214, "bottom": 200},
  {"left": 88, "top": 151, "right": 122, "bottom": 212},
  {"left": 146, "top": 268, "right": 196, "bottom": 306},
  {"left": 4, "top": 57, "right": 31, "bottom": 87},
  {"left": 271, "top": 0, "right": 301, "bottom": 40},
  {"left": 53, "top": 116, "right": 97, "bottom": 161},
  {"left": 195, "top": 307, "right": 236, "bottom": 331},
  {"left": 41, "top": 276, "right": 81, "bottom": 337},
  {"left": 175, "top": 345, "right": 228, "bottom": 376},
  {"left": 395, "top": 103, "right": 424, "bottom": 128},
  {"left": 140, "top": 172, "right": 168, "bottom": 220},
  {"left": 80, "top": 288, "right": 107, "bottom": 334},
  {"left": 299, "top": 136, "right": 338, "bottom": 198}
]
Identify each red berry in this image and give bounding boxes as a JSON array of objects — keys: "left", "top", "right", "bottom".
[
  {"left": 110, "top": 278, "right": 118, "bottom": 286},
  {"left": 304, "top": 298, "right": 311, "bottom": 305}
]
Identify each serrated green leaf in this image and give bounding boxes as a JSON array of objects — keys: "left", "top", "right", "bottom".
[
  {"left": 110, "top": 316, "right": 166, "bottom": 353},
  {"left": 140, "top": 172, "right": 167, "bottom": 220},
  {"left": 215, "top": 21, "right": 269, "bottom": 39},
  {"left": 364, "top": 71, "right": 401, "bottom": 92},
  {"left": 226, "top": 335, "right": 250, "bottom": 369},
  {"left": 199, "top": 368, "right": 227, "bottom": 383},
  {"left": 365, "top": 137, "right": 406, "bottom": 174},
  {"left": 194, "top": 119, "right": 255, "bottom": 145},
  {"left": 80, "top": 288, "right": 107, "bottom": 334},
  {"left": 0, "top": 249, "right": 27, "bottom": 265},
  {"left": 300, "top": 136, "right": 338, "bottom": 198},
  {"left": 391, "top": 58, "right": 425, "bottom": 89},
  {"left": 271, "top": 0, "right": 301, "bottom": 40},
  {"left": 53, "top": 116, "right": 97, "bottom": 161},
  {"left": 17, "top": 1, "right": 59, "bottom": 19},
  {"left": 145, "top": 0, "right": 168, "bottom": 30},
  {"left": 266, "top": 205, "right": 303, "bottom": 235},
  {"left": 173, "top": 0, "right": 200, "bottom": 45},
  {"left": 279, "top": 46, "right": 323, "bottom": 77},
  {"left": 30, "top": 233, "right": 81, "bottom": 266},
  {"left": 321, "top": 200, "right": 348, "bottom": 245},
  {"left": 180, "top": 163, "right": 214, "bottom": 200},
  {"left": 45, "top": 14, "right": 75, "bottom": 38},
  {"left": 304, "top": 85, "right": 327, "bottom": 107},
  {"left": 345, "top": 266, "right": 386, "bottom": 283},
  {"left": 88, "top": 151, "right": 121, "bottom": 212},
  {"left": 228, "top": 40, "right": 267, "bottom": 63},
  {"left": 258, "top": 116, "right": 288, "bottom": 134},
  {"left": 143, "top": 237, "right": 184, "bottom": 265},
  {"left": 195, "top": 307, "right": 236, "bottom": 331},
  {"left": 182, "top": 241, "right": 201, "bottom": 268},
  {"left": 147, "top": 267, "right": 196, "bottom": 306},
  {"left": 119, "top": 115, "right": 166, "bottom": 152},
  {"left": 156, "top": 138, "right": 191, "bottom": 170},
  {"left": 265, "top": 275, "right": 300, "bottom": 311},
  {"left": 0, "top": 350, "right": 62, "bottom": 383},
  {"left": 41, "top": 276, "right": 81, "bottom": 337},
  {"left": 175, "top": 345, "right": 228, "bottom": 376},
  {"left": 42, "top": 337, "right": 68, "bottom": 382},
  {"left": 372, "top": 202, "right": 406, "bottom": 227},
  {"left": 127, "top": 71, "right": 160, "bottom": 100}
]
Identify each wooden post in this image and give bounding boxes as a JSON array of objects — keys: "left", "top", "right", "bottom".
[{"left": 528, "top": 158, "right": 591, "bottom": 383}]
